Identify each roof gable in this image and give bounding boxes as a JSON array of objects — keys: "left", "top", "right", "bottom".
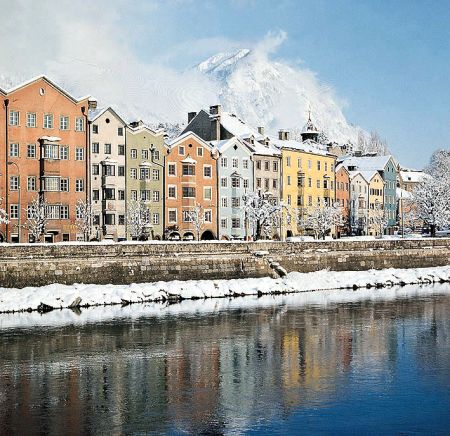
[
  {"left": 167, "top": 130, "right": 214, "bottom": 151},
  {"left": 89, "top": 106, "right": 127, "bottom": 125},
  {"left": 211, "top": 137, "right": 253, "bottom": 157}
]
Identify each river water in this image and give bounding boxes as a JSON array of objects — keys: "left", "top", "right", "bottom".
[{"left": 1, "top": 285, "right": 450, "bottom": 435}]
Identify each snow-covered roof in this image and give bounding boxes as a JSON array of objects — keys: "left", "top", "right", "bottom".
[
  {"left": 139, "top": 161, "right": 152, "bottom": 167},
  {"left": 210, "top": 137, "right": 253, "bottom": 156},
  {"left": 301, "top": 114, "right": 319, "bottom": 134},
  {"left": 349, "top": 170, "right": 369, "bottom": 184},
  {"left": 219, "top": 112, "right": 264, "bottom": 141},
  {"left": 358, "top": 170, "right": 381, "bottom": 183},
  {"left": 127, "top": 121, "right": 165, "bottom": 136},
  {"left": 3, "top": 75, "right": 92, "bottom": 103},
  {"left": 270, "top": 136, "right": 328, "bottom": 156},
  {"left": 102, "top": 156, "right": 118, "bottom": 165},
  {"left": 89, "top": 106, "right": 127, "bottom": 125},
  {"left": 39, "top": 136, "right": 61, "bottom": 142},
  {"left": 167, "top": 131, "right": 216, "bottom": 152},
  {"left": 339, "top": 155, "right": 395, "bottom": 171},
  {"left": 181, "top": 156, "right": 197, "bottom": 164},
  {"left": 335, "top": 163, "right": 349, "bottom": 174},
  {"left": 399, "top": 170, "right": 430, "bottom": 184},
  {"left": 396, "top": 187, "right": 413, "bottom": 199}
]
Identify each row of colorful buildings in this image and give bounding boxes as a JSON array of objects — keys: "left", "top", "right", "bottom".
[{"left": 0, "top": 76, "right": 423, "bottom": 243}]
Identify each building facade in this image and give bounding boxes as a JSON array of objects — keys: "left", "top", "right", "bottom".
[
  {"left": 125, "top": 121, "right": 166, "bottom": 240},
  {"left": 335, "top": 164, "right": 350, "bottom": 236},
  {"left": 0, "top": 76, "right": 95, "bottom": 243},
  {"left": 89, "top": 107, "right": 127, "bottom": 241},
  {"left": 165, "top": 132, "right": 219, "bottom": 240}
]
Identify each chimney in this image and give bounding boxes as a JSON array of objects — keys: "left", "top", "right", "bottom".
[
  {"left": 354, "top": 150, "right": 362, "bottom": 157},
  {"left": 209, "top": 104, "right": 222, "bottom": 140},
  {"left": 278, "top": 130, "right": 285, "bottom": 140},
  {"left": 188, "top": 112, "right": 197, "bottom": 123},
  {"left": 257, "top": 126, "right": 265, "bottom": 136}
]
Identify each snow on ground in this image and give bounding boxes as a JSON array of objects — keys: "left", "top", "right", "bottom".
[
  {"left": 1, "top": 282, "right": 449, "bottom": 331},
  {"left": 1, "top": 266, "right": 450, "bottom": 315}
]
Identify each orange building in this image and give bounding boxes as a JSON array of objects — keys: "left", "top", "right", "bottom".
[
  {"left": 335, "top": 164, "right": 350, "bottom": 236},
  {"left": 165, "top": 132, "right": 219, "bottom": 240},
  {"left": 0, "top": 76, "right": 96, "bottom": 242}
]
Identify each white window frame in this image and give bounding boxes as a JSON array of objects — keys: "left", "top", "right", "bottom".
[
  {"left": 59, "top": 115, "right": 69, "bottom": 130},
  {"left": 168, "top": 208, "right": 177, "bottom": 223},
  {"left": 75, "top": 117, "right": 84, "bottom": 132},
  {"left": 168, "top": 185, "right": 177, "bottom": 199},
  {"left": 27, "top": 112, "right": 36, "bottom": 128},
  {"left": 204, "top": 209, "right": 212, "bottom": 223},
  {"left": 168, "top": 163, "right": 176, "bottom": 176},
  {"left": 204, "top": 186, "right": 212, "bottom": 200},
  {"left": 43, "top": 113, "right": 54, "bottom": 129},
  {"left": 9, "top": 110, "right": 19, "bottom": 126},
  {"left": 203, "top": 164, "right": 212, "bottom": 179}
]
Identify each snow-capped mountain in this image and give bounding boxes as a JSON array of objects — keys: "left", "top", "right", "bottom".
[{"left": 196, "top": 48, "right": 361, "bottom": 145}]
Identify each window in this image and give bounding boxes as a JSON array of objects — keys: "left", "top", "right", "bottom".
[
  {"left": 272, "top": 179, "right": 277, "bottom": 189},
  {"left": 142, "top": 149, "right": 148, "bottom": 159},
  {"left": 286, "top": 156, "right": 291, "bottom": 167},
  {"left": 92, "top": 142, "right": 99, "bottom": 154},
  {"left": 153, "top": 191, "right": 160, "bottom": 202},
  {"left": 60, "top": 146, "right": 68, "bottom": 160},
  {"left": 103, "top": 165, "right": 115, "bottom": 176},
  {"left": 140, "top": 167, "right": 150, "bottom": 180},
  {"left": 118, "top": 144, "right": 125, "bottom": 155},
  {"left": 10, "top": 205, "right": 18, "bottom": 219},
  {"left": 168, "top": 163, "right": 176, "bottom": 176},
  {"left": 204, "top": 210, "right": 212, "bottom": 222},
  {"left": 233, "top": 158, "right": 239, "bottom": 168},
  {"left": 204, "top": 187, "right": 212, "bottom": 200},
  {"left": 131, "top": 149, "right": 137, "bottom": 159},
  {"left": 308, "top": 196, "right": 313, "bottom": 206},
  {"left": 256, "top": 160, "right": 261, "bottom": 170},
  {"left": 43, "top": 114, "right": 53, "bottom": 129},
  {"left": 231, "top": 218, "right": 241, "bottom": 228},
  {"left": 243, "top": 159, "right": 249, "bottom": 169},
  {"left": 221, "top": 218, "right": 228, "bottom": 229},
  {"left": 317, "top": 180, "right": 321, "bottom": 188},
  {"left": 93, "top": 215, "right": 100, "bottom": 225},
  {"left": 140, "top": 190, "right": 151, "bottom": 201},
  {"left": 118, "top": 190, "right": 125, "bottom": 200},
  {"left": 104, "top": 188, "right": 115, "bottom": 200},
  {"left": 27, "top": 112, "right": 36, "bottom": 127},
  {"left": 256, "top": 178, "right": 261, "bottom": 188},
  {"left": 308, "top": 178, "right": 312, "bottom": 188},
  {"left": 182, "top": 187, "right": 196, "bottom": 198},
  {"left": 265, "top": 178, "right": 269, "bottom": 190},
  {"left": 9, "top": 143, "right": 19, "bottom": 157},
  {"left": 231, "top": 177, "right": 240, "bottom": 188},
  {"left": 43, "top": 177, "right": 59, "bottom": 191},
  {"left": 43, "top": 143, "right": 59, "bottom": 159},
  {"left": 60, "top": 178, "right": 69, "bottom": 192},
  {"left": 118, "top": 166, "right": 125, "bottom": 176},
  {"left": 27, "top": 177, "right": 36, "bottom": 191},
  {"left": 308, "top": 159, "right": 312, "bottom": 169},
  {"left": 104, "top": 214, "right": 115, "bottom": 225},
  {"left": 75, "top": 117, "right": 84, "bottom": 132},
  {"left": 264, "top": 161, "right": 269, "bottom": 171},
  {"left": 287, "top": 194, "right": 292, "bottom": 205},
  {"left": 119, "top": 215, "right": 125, "bottom": 225},
  {"left": 153, "top": 150, "right": 160, "bottom": 161},
  {"left": 60, "top": 206, "right": 69, "bottom": 220},
  {"left": 325, "top": 162, "right": 328, "bottom": 172},
  {"left": 130, "top": 168, "right": 137, "bottom": 179},
  {"left": 287, "top": 175, "right": 291, "bottom": 186},
  {"left": 244, "top": 179, "right": 249, "bottom": 189},
  {"left": 92, "top": 124, "right": 98, "bottom": 134},
  {"left": 203, "top": 165, "right": 212, "bottom": 178},
  {"left": 231, "top": 197, "right": 240, "bottom": 207},
  {"left": 182, "top": 210, "right": 193, "bottom": 222},
  {"left": 60, "top": 115, "right": 69, "bottom": 130},
  {"left": 46, "top": 205, "right": 59, "bottom": 220},
  {"left": 221, "top": 197, "right": 228, "bottom": 207},
  {"left": 323, "top": 180, "right": 328, "bottom": 189},
  {"left": 104, "top": 143, "right": 111, "bottom": 154},
  {"left": 179, "top": 146, "right": 185, "bottom": 155},
  {"left": 118, "top": 127, "right": 124, "bottom": 136},
  {"left": 221, "top": 157, "right": 228, "bottom": 168},
  {"left": 9, "top": 110, "right": 19, "bottom": 126},
  {"left": 152, "top": 213, "right": 159, "bottom": 225},
  {"left": 168, "top": 186, "right": 176, "bottom": 198},
  {"left": 75, "top": 179, "right": 84, "bottom": 192},
  {"left": 297, "top": 195, "right": 303, "bottom": 206},
  {"left": 9, "top": 176, "right": 19, "bottom": 190},
  {"left": 317, "top": 161, "right": 321, "bottom": 171},
  {"left": 221, "top": 177, "right": 227, "bottom": 188},
  {"left": 93, "top": 190, "right": 99, "bottom": 201},
  {"left": 182, "top": 164, "right": 195, "bottom": 176},
  {"left": 92, "top": 164, "right": 99, "bottom": 175},
  {"left": 131, "top": 190, "right": 137, "bottom": 201},
  {"left": 152, "top": 169, "right": 160, "bottom": 180},
  {"left": 197, "top": 147, "right": 203, "bottom": 157},
  {"left": 168, "top": 209, "right": 177, "bottom": 223},
  {"left": 297, "top": 158, "right": 302, "bottom": 168},
  {"left": 75, "top": 148, "right": 84, "bottom": 160},
  {"left": 273, "top": 161, "right": 278, "bottom": 172}
]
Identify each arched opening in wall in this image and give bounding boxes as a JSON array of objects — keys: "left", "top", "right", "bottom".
[
  {"left": 0, "top": 233, "right": 4, "bottom": 242},
  {"left": 183, "top": 232, "right": 195, "bottom": 241},
  {"left": 286, "top": 230, "right": 293, "bottom": 238},
  {"left": 167, "top": 232, "right": 180, "bottom": 241},
  {"left": 201, "top": 230, "right": 215, "bottom": 240},
  {"left": 154, "top": 235, "right": 161, "bottom": 241},
  {"left": 272, "top": 233, "right": 280, "bottom": 241},
  {"left": 221, "top": 235, "right": 230, "bottom": 241}
]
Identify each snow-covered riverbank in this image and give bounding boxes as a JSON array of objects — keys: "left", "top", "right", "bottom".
[{"left": 1, "top": 266, "right": 450, "bottom": 315}]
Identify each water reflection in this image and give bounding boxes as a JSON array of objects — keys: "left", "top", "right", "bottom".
[{"left": 1, "top": 287, "right": 450, "bottom": 434}]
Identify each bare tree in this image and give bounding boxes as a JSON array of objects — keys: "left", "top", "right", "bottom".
[
  {"left": 370, "top": 200, "right": 389, "bottom": 237},
  {"left": 242, "top": 192, "right": 282, "bottom": 240},
  {"left": 0, "top": 197, "right": 8, "bottom": 225},
  {"left": 184, "top": 203, "right": 206, "bottom": 241},
  {"left": 126, "top": 200, "right": 152, "bottom": 240},
  {"left": 306, "top": 200, "right": 342, "bottom": 240},
  {"left": 75, "top": 199, "right": 95, "bottom": 242},
  {"left": 25, "top": 196, "right": 48, "bottom": 242}
]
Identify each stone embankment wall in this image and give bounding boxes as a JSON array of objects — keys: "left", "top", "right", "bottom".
[{"left": 1, "top": 239, "right": 450, "bottom": 288}]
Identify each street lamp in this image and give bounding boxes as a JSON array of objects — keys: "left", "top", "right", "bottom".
[{"left": 7, "top": 161, "right": 20, "bottom": 243}]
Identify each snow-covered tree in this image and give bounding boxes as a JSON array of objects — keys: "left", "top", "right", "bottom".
[
  {"left": 25, "top": 196, "right": 48, "bottom": 242},
  {"left": 0, "top": 197, "right": 8, "bottom": 224},
  {"left": 75, "top": 199, "right": 95, "bottom": 242},
  {"left": 242, "top": 192, "right": 282, "bottom": 240},
  {"left": 356, "top": 130, "right": 390, "bottom": 156},
  {"left": 412, "top": 149, "right": 450, "bottom": 237},
  {"left": 306, "top": 200, "right": 343, "bottom": 240},
  {"left": 184, "top": 203, "right": 206, "bottom": 241},
  {"left": 126, "top": 200, "right": 152, "bottom": 240},
  {"left": 370, "top": 200, "right": 389, "bottom": 237}
]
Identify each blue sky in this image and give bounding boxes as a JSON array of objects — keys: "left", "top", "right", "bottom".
[{"left": 2, "top": 0, "right": 449, "bottom": 168}]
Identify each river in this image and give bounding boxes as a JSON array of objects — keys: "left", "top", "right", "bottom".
[{"left": 1, "top": 284, "right": 450, "bottom": 434}]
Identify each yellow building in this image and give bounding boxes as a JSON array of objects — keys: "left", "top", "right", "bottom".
[
  {"left": 272, "top": 128, "right": 336, "bottom": 238},
  {"left": 364, "top": 170, "right": 385, "bottom": 237}
]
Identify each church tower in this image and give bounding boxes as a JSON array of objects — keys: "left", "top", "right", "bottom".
[{"left": 301, "top": 111, "right": 319, "bottom": 142}]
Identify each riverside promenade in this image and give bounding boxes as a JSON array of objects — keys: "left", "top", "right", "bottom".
[{"left": 1, "top": 239, "right": 450, "bottom": 288}]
